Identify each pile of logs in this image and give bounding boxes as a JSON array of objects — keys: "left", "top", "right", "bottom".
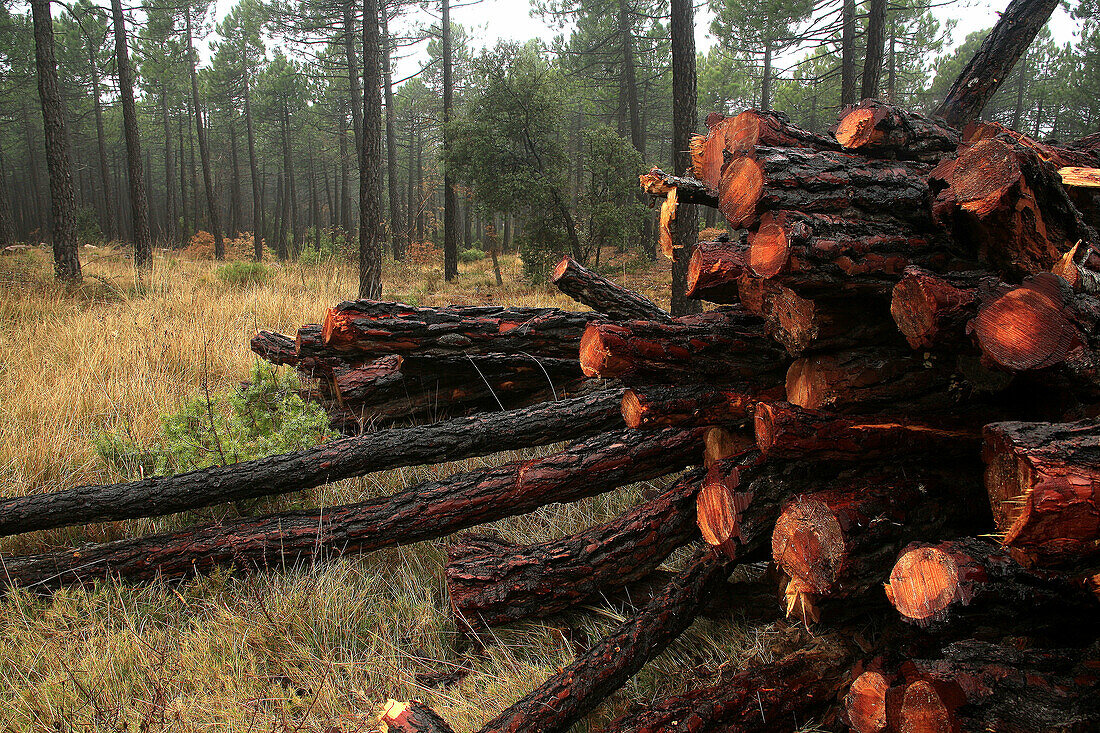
[{"left": 2, "top": 3, "right": 1100, "bottom": 730}]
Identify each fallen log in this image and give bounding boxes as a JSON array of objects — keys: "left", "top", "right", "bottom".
[
  {"left": 330, "top": 354, "right": 405, "bottom": 403},
  {"left": 320, "top": 301, "right": 602, "bottom": 360},
  {"left": 834, "top": 99, "right": 959, "bottom": 162},
  {"left": 703, "top": 427, "right": 755, "bottom": 467},
  {"left": 0, "top": 425, "right": 705, "bottom": 590},
  {"left": 579, "top": 308, "right": 786, "bottom": 383},
  {"left": 746, "top": 210, "right": 961, "bottom": 297},
  {"left": 603, "top": 632, "right": 853, "bottom": 733},
  {"left": 551, "top": 256, "right": 671, "bottom": 322},
  {"left": 445, "top": 467, "right": 706, "bottom": 628},
  {"left": 638, "top": 167, "right": 718, "bottom": 207},
  {"left": 685, "top": 237, "right": 749, "bottom": 304},
  {"left": 0, "top": 390, "right": 626, "bottom": 538},
  {"left": 845, "top": 670, "right": 894, "bottom": 733},
  {"left": 751, "top": 284, "right": 902, "bottom": 355},
  {"left": 717, "top": 146, "right": 932, "bottom": 229},
  {"left": 473, "top": 548, "right": 730, "bottom": 733},
  {"left": 620, "top": 383, "right": 771, "bottom": 430},
  {"left": 785, "top": 349, "right": 953, "bottom": 413},
  {"left": 753, "top": 402, "right": 979, "bottom": 462},
  {"left": 983, "top": 419, "right": 1100, "bottom": 572},
  {"left": 890, "top": 267, "right": 1008, "bottom": 350},
  {"left": 884, "top": 537, "right": 1093, "bottom": 628},
  {"left": 933, "top": 0, "right": 1060, "bottom": 127},
  {"left": 379, "top": 700, "right": 455, "bottom": 733}
]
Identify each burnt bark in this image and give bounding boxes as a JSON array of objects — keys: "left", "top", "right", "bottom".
[
  {"left": 620, "top": 383, "right": 769, "bottom": 430},
  {"left": 685, "top": 237, "right": 749, "bottom": 304},
  {"left": 834, "top": 99, "right": 959, "bottom": 162},
  {"left": 551, "top": 256, "right": 670, "bottom": 322}
]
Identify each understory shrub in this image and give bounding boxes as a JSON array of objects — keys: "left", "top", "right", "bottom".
[
  {"left": 458, "top": 247, "right": 487, "bottom": 263},
  {"left": 215, "top": 261, "right": 273, "bottom": 287}
]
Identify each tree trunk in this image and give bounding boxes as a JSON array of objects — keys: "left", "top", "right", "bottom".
[
  {"left": 861, "top": 0, "right": 887, "bottom": 99},
  {"left": 160, "top": 86, "right": 176, "bottom": 245},
  {"left": 785, "top": 349, "right": 951, "bottom": 413},
  {"left": 342, "top": 0, "right": 363, "bottom": 151},
  {"left": 382, "top": 2, "right": 402, "bottom": 259},
  {"left": 0, "top": 425, "right": 702, "bottom": 590},
  {"left": 111, "top": 0, "right": 151, "bottom": 270},
  {"left": 934, "top": 0, "right": 1059, "bottom": 127},
  {"left": 359, "top": 0, "right": 383, "bottom": 297},
  {"left": 185, "top": 10, "right": 224, "bottom": 259},
  {"left": 760, "top": 40, "right": 772, "bottom": 111},
  {"left": 551, "top": 256, "right": 670, "bottom": 321},
  {"left": 86, "top": 29, "right": 115, "bottom": 243},
  {"left": 243, "top": 64, "right": 263, "bottom": 259},
  {"left": 841, "top": 0, "right": 857, "bottom": 105},
  {"left": 620, "top": 383, "right": 767, "bottom": 429},
  {"left": 686, "top": 238, "right": 749, "bottom": 303},
  {"left": 669, "top": 0, "right": 699, "bottom": 316},
  {"left": 30, "top": 0, "right": 80, "bottom": 281},
  {"left": 442, "top": 0, "right": 458, "bottom": 280}
]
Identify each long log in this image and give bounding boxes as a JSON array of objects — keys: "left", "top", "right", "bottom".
[
  {"left": 717, "top": 147, "right": 932, "bottom": 229},
  {"left": 685, "top": 237, "right": 749, "bottom": 304},
  {"left": 638, "top": 167, "right": 718, "bottom": 206},
  {"left": 890, "top": 266, "right": 1008, "bottom": 350},
  {"left": 445, "top": 468, "right": 706, "bottom": 628},
  {"left": 473, "top": 548, "right": 729, "bottom": 733},
  {"left": 320, "top": 301, "right": 602, "bottom": 359},
  {"left": 603, "top": 633, "right": 853, "bottom": 733},
  {"left": 753, "top": 402, "right": 979, "bottom": 462},
  {"left": 0, "top": 390, "right": 626, "bottom": 539},
  {"left": 933, "top": 0, "right": 1059, "bottom": 127},
  {"left": 834, "top": 99, "right": 959, "bottom": 162},
  {"left": 579, "top": 308, "right": 786, "bottom": 383},
  {"left": 0, "top": 425, "right": 706, "bottom": 590},
  {"left": 379, "top": 700, "right": 456, "bottom": 733},
  {"left": 785, "top": 349, "right": 953, "bottom": 413},
  {"left": 620, "top": 383, "right": 769, "bottom": 430},
  {"left": 983, "top": 419, "right": 1100, "bottom": 572},
  {"left": 750, "top": 283, "right": 902, "bottom": 355},
  {"left": 884, "top": 537, "right": 1093, "bottom": 628},
  {"left": 746, "top": 210, "right": 962, "bottom": 297},
  {"left": 551, "top": 256, "right": 671, "bottom": 322}
]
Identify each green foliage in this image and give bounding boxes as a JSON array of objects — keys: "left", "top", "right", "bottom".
[
  {"left": 457, "top": 247, "right": 486, "bottom": 263},
  {"left": 74, "top": 206, "right": 104, "bottom": 244},
  {"left": 215, "top": 260, "right": 272, "bottom": 286},
  {"left": 95, "top": 362, "right": 333, "bottom": 479}
]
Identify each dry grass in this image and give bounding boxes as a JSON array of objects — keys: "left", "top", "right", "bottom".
[{"left": 0, "top": 244, "right": 803, "bottom": 732}]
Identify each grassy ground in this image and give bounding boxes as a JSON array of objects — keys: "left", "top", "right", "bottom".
[{"left": 0, "top": 242, "right": 803, "bottom": 732}]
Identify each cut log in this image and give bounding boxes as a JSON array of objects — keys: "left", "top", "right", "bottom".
[
  {"left": 962, "top": 121, "right": 1100, "bottom": 170},
  {"left": 0, "top": 390, "right": 626, "bottom": 538},
  {"left": 934, "top": 0, "right": 1059, "bottom": 127},
  {"left": 967, "top": 272, "right": 1100, "bottom": 390},
  {"left": 746, "top": 210, "right": 962, "bottom": 297},
  {"left": 901, "top": 640, "right": 1100, "bottom": 733},
  {"left": 603, "top": 633, "right": 854, "bottom": 733},
  {"left": 717, "top": 147, "right": 932, "bottom": 230},
  {"left": 983, "top": 420, "right": 1100, "bottom": 572},
  {"left": 551, "top": 256, "right": 671, "bottom": 322},
  {"left": 751, "top": 284, "right": 902, "bottom": 355},
  {"left": 473, "top": 549, "right": 729, "bottom": 733},
  {"left": 890, "top": 266, "right": 1009, "bottom": 350},
  {"left": 1060, "top": 167, "right": 1100, "bottom": 189},
  {"left": 845, "top": 670, "right": 893, "bottom": 733},
  {"left": 884, "top": 537, "right": 1093, "bottom": 627},
  {"left": 834, "top": 99, "right": 959, "bottom": 162},
  {"left": 320, "top": 301, "right": 602, "bottom": 360},
  {"left": 251, "top": 330, "right": 301, "bottom": 366},
  {"left": 685, "top": 237, "right": 749, "bottom": 304},
  {"left": 638, "top": 167, "right": 718, "bottom": 207},
  {"left": 1054, "top": 241, "right": 1100, "bottom": 295},
  {"left": 703, "top": 426, "right": 755, "bottom": 467},
  {"left": 579, "top": 308, "right": 786, "bottom": 384},
  {"left": 947, "top": 137, "right": 1097, "bottom": 277},
  {"left": 785, "top": 349, "right": 952, "bottom": 413},
  {"left": 620, "top": 383, "right": 769, "bottom": 430},
  {"left": 378, "top": 700, "right": 455, "bottom": 733},
  {"left": 331, "top": 354, "right": 404, "bottom": 403},
  {"left": 0, "top": 425, "right": 705, "bottom": 590},
  {"left": 445, "top": 467, "right": 707, "bottom": 628},
  {"left": 753, "top": 402, "right": 979, "bottom": 462}
]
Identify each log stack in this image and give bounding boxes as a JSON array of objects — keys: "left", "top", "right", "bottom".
[{"left": 3, "top": 10, "right": 1100, "bottom": 730}]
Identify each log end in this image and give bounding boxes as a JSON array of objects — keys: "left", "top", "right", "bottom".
[
  {"left": 771, "top": 496, "right": 846, "bottom": 595},
  {"left": 752, "top": 401, "right": 783, "bottom": 455},
  {"left": 378, "top": 699, "right": 455, "bottom": 733},
  {"left": 968, "top": 275, "right": 1077, "bottom": 371},
  {"left": 697, "top": 478, "right": 749, "bottom": 559},
  {"left": 727, "top": 109, "right": 764, "bottom": 155},
  {"left": 898, "top": 680, "right": 956, "bottom": 733},
  {"left": 834, "top": 108, "right": 879, "bottom": 150},
  {"left": 950, "top": 138, "right": 1021, "bottom": 216},
  {"left": 885, "top": 545, "right": 960, "bottom": 623},
  {"left": 845, "top": 670, "right": 890, "bottom": 733},
  {"left": 579, "top": 324, "right": 613, "bottom": 378},
  {"left": 748, "top": 222, "right": 790, "bottom": 279},
  {"left": 890, "top": 270, "right": 954, "bottom": 350},
  {"left": 659, "top": 188, "right": 678, "bottom": 260},
  {"left": 621, "top": 389, "right": 645, "bottom": 429},
  {"left": 550, "top": 256, "right": 574, "bottom": 283},
  {"left": 689, "top": 134, "right": 707, "bottom": 180},
  {"left": 785, "top": 358, "right": 824, "bottom": 410},
  {"left": 719, "top": 157, "right": 763, "bottom": 229}
]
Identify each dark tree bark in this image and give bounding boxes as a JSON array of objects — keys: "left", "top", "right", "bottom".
[
  {"left": 785, "top": 348, "right": 950, "bottom": 413},
  {"left": 861, "top": 0, "right": 887, "bottom": 99},
  {"left": 934, "top": 0, "right": 1059, "bottom": 127},
  {"left": 185, "top": 8, "right": 224, "bottom": 259},
  {"left": 0, "top": 390, "right": 625, "bottom": 538},
  {"left": 841, "top": 0, "right": 857, "bottom": 105},
  {"left": 359, "top": 0, "right": 384, "bottom": 297},
  {"left": 669, "top": 0, "right": 699, "bottom": 316},
  {"left": 442, "top": 0, "right": 458, "bottom": 281},
  {"left": 834, "top": 99, "right": 959, "bottom": 162},
  {"left": 242, "top": 63, "right": 263, "bottom": 259},
  {"left": 382, "top": 1, "right": 402, "bottom": 259},
  {"left": 84, "top": 23, "right": 116, "bottom": 243},
  {"left": 446, "top": 468, "right": 706, "bottom": 627},
  {"left": 620, "top": 383, "right": 768, "bottom": 430},
  {"left": 686, "top": 238, "right": 749, "bottom": 303},
  {"left": 551, "top": 256, "right": 670, "bottom": 321},
  {"left": 0, "top": 425, "right": 702, "bottom": 590},
  {"left": 31, "top": 0, "right": 81, "bottom": 280},
  {"left": 111, "top": 0, "right": 151, "bottom": 270}
]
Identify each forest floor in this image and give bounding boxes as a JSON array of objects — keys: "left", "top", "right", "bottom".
[{"left": 0, "top": 241, "right": 807, "bottom": 732}]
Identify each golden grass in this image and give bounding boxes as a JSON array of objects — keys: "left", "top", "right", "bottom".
[{"left": 0, "top": 244, "right": 795, "bottom": 732}]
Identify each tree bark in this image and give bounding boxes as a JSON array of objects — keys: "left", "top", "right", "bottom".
[
  {"left": 835, "top": 99, "right": 959, "bottom": 162},
  {"left": 785, "top": 348, "right": 951, "bottom": 413},
  {"left": 111, "top": 0, "right": 151, "bottom": 270},
  {"left": 685, "top": 237, "right": 749, "bottom": 303},
  {"left": 382, "top": 2, "right": 402, "bottom": 259},
  {"left": 669, "top": 0, "right": 699, "bottom": 316},
  {"left": 0, "top": 425, "right": 703, "bottom": 590},
  {"left": 442, "top": 0, "right": 457, "bottom": 281},
  {"left": 378, "top": 701, "right": 455, "bottom": 733},
  {"left": 861, "top": 0, "right": 887, "bottom": 99},
  {"left": 934, "top": 0, "right": 1059, "bottom": 127},
  {"left": 31, "top": 0, "right": 80, "bottom": 281},
  {"left": 890, "top": 267, "right": 1007, "bottom": 350},
  {"left": 551, "top": 256, "right": 670, "bottom": 321},
  {"left": 358, "top": 0, "right": 384, "bottom": 297},
  {"left": 0, "top": 389, "right": 625, "bottom": 538}
]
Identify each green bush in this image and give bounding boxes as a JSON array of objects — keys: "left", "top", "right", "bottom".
[
  {"left": 458, "top": 247, "right": 487, "bottom": 263},
  {"left": 215, "top": 261, "right": 272, "bottom": 287},
  {"left": 95, "top": 362, "right": 334, "bottom": 479}
]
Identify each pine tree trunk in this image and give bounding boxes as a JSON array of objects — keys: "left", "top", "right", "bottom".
[
  {"left": 442, "top": 0, "right": 458, "bottom": 280},
  {"left": 359, "top": 0, "right": 383, "bottom": 297},
  {"left": 185, "top": 11, "right": 224, "bottom": 259},
  {"left": 111, "top": 0, "right": 151, "bottom": 270},
  {"left": 669, "top": 0, "right": 700, "bottom": 316}
]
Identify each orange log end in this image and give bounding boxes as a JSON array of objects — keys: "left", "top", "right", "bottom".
[
  {"left": 771, "top": 497, "right": 846, "bottom": 595},
  {"left": 898, "top": 680, "right": 955, "bottom": 733},
  {"left": 950, "top": 138, "right": 1021, "bottom": 217},
  {"left": 550, "top": 256, "right": 573, "bottom": 283},
  {"left": 718, "top": 157, "right": 764, "bottom": 228},
  {"left": 620, "top": 389, "right": 645, "bottom": 429},
  {"left": 969, "top": 275, "right": 1077, "bottom": 371},
  {"left": 845, "top": 671, "right": 891, "bottom": 733},
  {"left": 885, "top": 546, "right": 960, "bottom": 622},
  {"left": 834, "top": 108, "right": 880, "bottom": 150},
  {"left": 748, "top": 222, "right": 791, "bottom": 278}
]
